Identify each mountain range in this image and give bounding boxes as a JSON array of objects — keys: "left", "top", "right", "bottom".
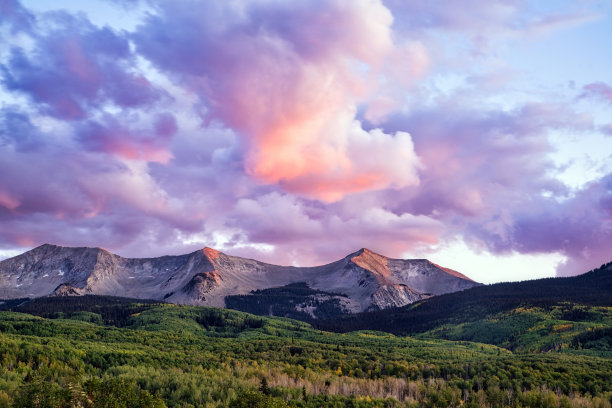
[{"left": 0, "top": 244, "right": 479, "bottom": 315}]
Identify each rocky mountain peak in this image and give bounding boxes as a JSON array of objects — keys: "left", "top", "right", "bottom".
[
  {"left": 202, "top": 247, "right": 221, "bottom": 261},
  {"left": 350, "top": 248, "right": 391, "bottom": 281}
]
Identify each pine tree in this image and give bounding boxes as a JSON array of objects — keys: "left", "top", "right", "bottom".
[{"left": 259, "top": 377, "right": 270, "bottom": 395}]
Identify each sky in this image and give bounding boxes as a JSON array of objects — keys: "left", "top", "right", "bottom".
[{"left": 0, "top": 0, "right": 611, "bottom": 284}]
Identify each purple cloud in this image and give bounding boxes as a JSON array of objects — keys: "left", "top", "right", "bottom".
[
  {"left": 378, "top": 102, "right": 586, "bottom": 217},
  {"left": 367, "top": 100, "right": 611, "bottom": 275},
  {"left": 0, "top": 0, "right": 34, "bottom": 33},
  {"left": 76, "top": 113, "right": 176, "bottom": 163},
  {"left": 1, "top": 11, "right": 162, "bottom": 120},
  {"left": 0, "top": 107, "right": 44, "bottom": 152}
]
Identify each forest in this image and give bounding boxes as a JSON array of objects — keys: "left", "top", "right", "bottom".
[{"left": 0, "top": 282, "right": 610, "bottom": 408}]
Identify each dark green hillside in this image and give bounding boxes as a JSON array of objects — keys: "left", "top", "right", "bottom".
[
  {"left": 225, "top": 282, "right": 351, "bottom": 320},
  {"left": 315, "top": 264, "right": 612, "bottom": 354},
  {"left": 0, "top": 297, "right": 610, "bottom": 407},
  {"left": 0, "top": 295, "right": 165, "bottom": 326}
]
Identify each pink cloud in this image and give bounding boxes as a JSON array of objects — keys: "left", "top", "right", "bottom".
[
  {"left": 134, "top": 0, "right": 424, "bottom": 201},
  {"left": 0, "top": 191, "right": 20, "bottom": 211},
  {"left": 582, "top": 82, "right": 612, "bottom": 104}
]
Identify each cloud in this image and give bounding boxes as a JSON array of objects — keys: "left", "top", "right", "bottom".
[
  {"left": 375, "top": 99, "right": 609, "bottom": 276},
  {"left": 76, "top": 113, "right": 176, "bottom": 163},
  {"left": 384, "top": 0, "right": 601, "bottom": 39},
  {"left": 0, "top": 106, "right": 44, "bottom": 152},
  {"left": 496, "top": 173, "right": 612, "bottom": 276},
  {"left": 1, "top": 10, "right": 162, "bottom": 120},
  {"left": 384, "top": 0, "right": 522, "bottom": 33},
  {"left": 601, "top": 123, "right": 612, "bottom": 136},
  {"left": 219, "top": 191, "right": 443, "bottom": 266},
  {"left": 133, "top": 0, "right": 423, "bottom": 201},
  {"left": 581, "top": 82, "right": 612, "bottom": 104},
  {"left": 0, "top": 105, "right": 196, "bottom": 257},
  {"left": 0, "top": 0, "right": 35, "bottom": 33},
  {"left": 380, "top": 102, "right": 585, "bottom": 217}
]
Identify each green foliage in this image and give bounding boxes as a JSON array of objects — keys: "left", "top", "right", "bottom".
[
  {"left": 419, "top": 304, "right": 612, "bottom": 355},
  {"left": 572, "top": 326, "right": 612, "bottom": 351},
  {"left": 230, "top": 390, "right": 288, "bottom": 407},
  {"left": 0, "top": 289, "right": 611, "bottom": 407},
  {"left": 12, "top": 381, "right": 72, "bottom": 408},
  {"left": 83, "top": 378, "right": 166, "bottom": 408},
  {"left": 10, "top": 377, "right": 165, "bottom": 408},
  {"left": 68, "top": 311, "right": 104, "bottom": 325}
]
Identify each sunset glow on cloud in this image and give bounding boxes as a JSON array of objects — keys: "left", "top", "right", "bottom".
[{"left": 1, "top": 0, "right": 611, "bottom": 282}]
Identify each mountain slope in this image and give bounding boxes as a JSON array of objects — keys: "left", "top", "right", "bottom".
[
  {"left": 314, "top": 262, "right": 612, "bottom": 352},
  {"left": 0, "top": 245, "right": 479, "bottom": 314},
  {"left": 0, "top": 243, "right": 217, "bottom": 302}
]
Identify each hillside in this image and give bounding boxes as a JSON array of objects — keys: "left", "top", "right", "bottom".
[
  {"left": 0, "top": 245, "right": 479, "bottom": 314},
  {"left": 314, "top": 263, "right": 612, "bottom": 353},
  {"left": 0, "top": 297, "right": 610, "bottom": 407}
]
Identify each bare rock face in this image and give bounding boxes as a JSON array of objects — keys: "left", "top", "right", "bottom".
[
  {"left": 370, "top": 284, "right": 429, "bottom": 310},
  {"left": 0, "top": 244, "right": 104, "bottom": 298},
  {"left": 0, "top": 244, "right": 481, "bottom": 315},
  {"left": 52, "top": 283, "right": 82, "bottom": 297},
  {"left": 182, "top": 270, "right": 222, "bottom": 302}
]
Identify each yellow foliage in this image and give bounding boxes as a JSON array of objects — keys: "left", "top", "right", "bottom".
[{"left": 552, "top": 324, "right": 574, "bottom": 333}]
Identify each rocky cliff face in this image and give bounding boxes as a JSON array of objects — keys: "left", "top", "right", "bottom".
[{"left": 0, "top": 244, "right": 481, "bottom": 314}]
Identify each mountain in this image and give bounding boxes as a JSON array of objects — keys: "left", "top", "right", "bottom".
[
  {"left": 0, "top": 244, "right": 479, "bottom": 315},
  {"left": 314, "top": 261, "right": 612, "bottom": 351}
]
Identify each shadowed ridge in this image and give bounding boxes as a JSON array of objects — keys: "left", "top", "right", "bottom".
[
  {"left": 35, "top": 243, "right": 58, "bottom": 250},
  {"left": 32, "top": 243, "right": 113, "bottom": 254}
]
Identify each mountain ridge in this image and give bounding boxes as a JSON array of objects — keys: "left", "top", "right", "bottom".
[{"left": 0, "top": 243, "right": 480, "bottom": 315}]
